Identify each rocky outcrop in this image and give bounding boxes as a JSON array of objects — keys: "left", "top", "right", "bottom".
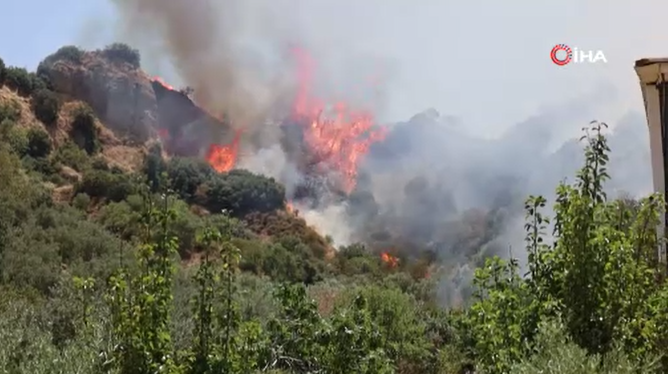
[
  {"left": 151, "top": 80, "right": 227, "bottom": 157},
  {"left": 38, "top": 46, "right": 230, "bottom": 155},
  {"left": 39, "top": 49, "right": 158, "bottom": 143}
]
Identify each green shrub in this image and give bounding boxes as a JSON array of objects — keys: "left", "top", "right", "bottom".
[
  {"left": 26, "top": 127, "right": 51, "bottom": 158},
  {"left": 22, "top": 156, "right": 59, "bottom": 177},
  {"left": 31, "top": 89, "right": 60, "bottom": 125},
  {"left": 260, "top": 242, "right": 322, "bottom": 284},
  {"left": 4, "top": 67, "right": 34, "bottom": 96},
  {"left": 511, "top": 319, "right": 657, "bottom": 374},
  {"left": 0, "top": 99, "right": 21, "bottom": 123},
  {"left": 101, "top": 43, "right": 141, "bottom": 69},
  {"left": 95, "top": 199, "right": 141, "bottom": 239},
  {"left": 0, "top": 123, "right": 28, "bottom": 156},
  {"left": 70, "top": 105, "right": 99, "bottom": 154},
  {"left": 50, "top": 45, "right": 84, "bottom": 64},
  {"left": 29, "top": 72, "right": 49, "bottom": 92},
  {"left": 78, "top": 169, "right": 135, "bottom": 202},
  {"left": 199, "top": 169, "right": 286, "bottom": 217},
  {"left": 336, "top": 243, "right": 382, "bottom": 276},
  {"left": 166, "top": 157, "right": 213, "bottom": 200},
  {"left": 52, "top": 141, "right": 90, "bottom": 172}
]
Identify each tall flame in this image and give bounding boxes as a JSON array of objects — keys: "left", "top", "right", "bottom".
[
  {"left": 291, "top": 48, "right": 387, "bottom": 194},
  {"left": 205, "top": 129, "right": 242, "bottom": 173}
]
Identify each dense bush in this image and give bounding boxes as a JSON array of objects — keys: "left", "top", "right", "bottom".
[
  {"left": 4, "top": 67, "right": 33, "bottom": 96},
  {"left": 165, "top": 156, "right": 214, "bottom": 200},
  {"left": 3, "top": 67, "right": 48, "bottom": 97},
  {"left": 70, "top": 104, "right": 99, "bottom": 154},
  {"left": 0, "top": 118, "right": 28, "bottom": 156},
  {"left": 101, "top": 43, "right": 141, "bottom": 69},
  {"left": 29, "top": 72, "right": 49, "bottom": 91},
  {"left": 31, "top": 89, "right": 60, "bottom": 125},
  {"left": 77, "top": 168, "right": 136, "bottom": 202},
  {"left": 199, "top": 169, "right": 286, "bottom": 217},
  {"left": 52, "top": 141, "right": 90, "bottom": 172},
  {"left": 463, "top": 122, "right": 668, "bottom": 373},
  {"left": 26, "top": 127, "right": 51, "bottom": 158},
  {"left": 0, "top": 99, "right": 21, "bottom": 123},
  {"left": 50, "top": 45, "right": 84, "bottom": 64}
]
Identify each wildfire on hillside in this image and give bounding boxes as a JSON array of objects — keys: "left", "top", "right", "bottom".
[
  {"left": 290, "top": 48, "right": 387, "bottom": 194},
  {"left": 151, "top": 47, "right": 387, "bottom": 195}
]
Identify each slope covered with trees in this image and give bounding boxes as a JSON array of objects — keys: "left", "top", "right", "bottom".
[{"left": 0, "top": 47, "right": 667, "bottom": 374}]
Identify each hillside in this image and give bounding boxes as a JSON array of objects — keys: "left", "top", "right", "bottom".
[{"left": 0, "top": 45, "right": 667, "bottom": 374}]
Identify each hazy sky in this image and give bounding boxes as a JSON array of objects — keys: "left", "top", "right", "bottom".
[{"left": 1, "top": 0, "right": 668, "bottom": 137}]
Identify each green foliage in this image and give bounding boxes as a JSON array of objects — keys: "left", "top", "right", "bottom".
[
  {"left": 3, "top": 67, "right": 48, "bottom": 97},
  {"left": 0, "top": 98, "right": 21, "bottom": 123},
  {"left": 464, "top": 122, "right": 668, "bottom": 373},
  {"left": 0, "top": 292, "right": 108, "bottom": 374},
  {"left": 166, "top": 156, "right": 214, "bottom": 200},
  {"left": 336, "top": 243, "right": 383, "bottom": 276},
  {"left": 52, "top": 140, "right": 90, "bottom": 172},
  {"left": 78, "top": 168, "right": 136, "bottom": 202},
  {"left": 162, "top": 157, "right": 286, "bottom": 217},
  {"left": 259, "top": 240, "right": 324, "bottom": 284},
  {"left": 31, "top": 89, "right": 60, "bottom": 126},
  {"left": 466, "top": 256, "right": 531, "bottom": 373},
  {"left": 0, "top": 121, "right": 28, "bottom": 156},
  {"left": 105, "top": 189, "right": 180, "bottom": 373},
  {"left": 70, "top": 104, "right": 100, "bottom": 155},
  {"left": 50, "top": 45, "right": 84, "bottom": 64},
  {"left": 200, "top": 169, "right": 286, "bottom": 217},
  {"left": 511, "top": 318, "right": 658, "bottom": 374},
  {"left": 26, "top": 127, "right": 52, "bottom": 158},
  {"left": 72, "top": 193, "right": 91, "bottom": 211},
  {"left": 4, "top": 67, "right": 33, "bottom": 96},
  {"left": 101, "top": 43, "right": 141, "bottom": 69}
]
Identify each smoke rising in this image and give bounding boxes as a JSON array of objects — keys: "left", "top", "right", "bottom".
[
  {"left": 110, "top": 0, "right": 296, "bottom": 139},
  {"left": 107, "top": 0, "right": 654, "bottom": 306}
]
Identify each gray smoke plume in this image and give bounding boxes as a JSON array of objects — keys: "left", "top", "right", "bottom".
[
  {"left": 354, "top": 92, "right": 652, "bottom": 306},
  {"left": 109, "top": 0, "right": 297, "bottom": 142}
]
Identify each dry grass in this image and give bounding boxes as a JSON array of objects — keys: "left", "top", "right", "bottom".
[
  {"left": 2, "top": 86, "right": 149, "bottom": 173},
  {"left": 0, "top": 86, "right": 38, "bottom": 128}
]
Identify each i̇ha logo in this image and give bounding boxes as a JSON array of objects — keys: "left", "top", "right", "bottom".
[{"left": 550, "top": 44, "right": 607, "bottom": 65}]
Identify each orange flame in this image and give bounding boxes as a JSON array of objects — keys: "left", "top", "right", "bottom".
[
  {"left": 152, "top": 76, "right": 174, "bottom": 90},
  {"left": 291, "top": 48, "right": 387, "bottom": 194},
  {"left": 205, "top": 129, "right": 242, "bottom": 173},
  {"left": 381, "top": 252, "right": 399, "bottom": 268},
  {"left": 286, "top": 200, "right": 296, "bottom": 215},
  {"left": 151, "top": 76, "right": 241, "bottom": 172}
]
